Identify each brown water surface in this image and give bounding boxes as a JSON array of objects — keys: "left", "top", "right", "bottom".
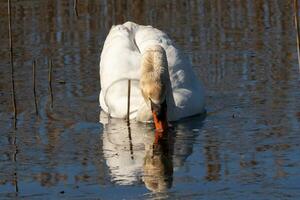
[{"left": 0, "top": 0, "right": 300, "bottom": 199}]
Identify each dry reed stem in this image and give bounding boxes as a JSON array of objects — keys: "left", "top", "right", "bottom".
[
  {"left": 294, "top": 0, "right": 300, "bottom": 72},
  {"left": 48, "top": 58, "right": 53, "bottom": 108},
  {"left": 8, "top": 0, "right": 17, "bottom": 128},
  {"left": 74, "top": 0, "right": 78, "bottom": 17},
  {"left": 127, "top": 79, "right": 131, "bottom": 122},
  {"left": 32, "top": 60, "right": 38, "bottom": 115},
  {"left": 127, "top": 79, "right": 133, "bottom": 159}
]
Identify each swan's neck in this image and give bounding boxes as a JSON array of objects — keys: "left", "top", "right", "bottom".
[
  {"left": 137, "top": 45, "right": 176, "bottom": 122},
  {"left": 140, "top": 45, "right": 168, "bottom": 104}
]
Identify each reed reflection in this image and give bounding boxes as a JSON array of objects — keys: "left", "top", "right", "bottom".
[{"left": 204, "top": 134, "right": 221, "bottom": 181}]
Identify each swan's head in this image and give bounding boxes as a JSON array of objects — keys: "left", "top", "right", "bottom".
[{"left": 140, "top": 45, "right": 169, "bottom": 132}]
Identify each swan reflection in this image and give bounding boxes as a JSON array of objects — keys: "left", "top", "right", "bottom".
[{"left": 100, "top": 112, "right": 204, "bottom": 192}]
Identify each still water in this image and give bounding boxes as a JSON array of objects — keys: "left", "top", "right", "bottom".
[{"left": 1, "top": 0, "right": 300, "bottom": 199}]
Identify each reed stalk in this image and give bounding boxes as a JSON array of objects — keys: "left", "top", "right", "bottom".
[
  {"left": 74, "top": 0, "right": 78, "bottom": 17},
  {"left": 8, "top": 0, "right": 17, "bottom": 128},
  {"left": 32, "top": 60, "right": 38, "bottom": 115},
  {"left": 127, "top": 79, "right": 131, "bottom": 122},
  {"left": 127, "top": 79, "right": 133, "bottom": 159},
  {"left": 48, "top": 58, "right": 53, "bottom": 108},
  {"left": 294, "top": 0, "right": 300, "bottom": 72}
]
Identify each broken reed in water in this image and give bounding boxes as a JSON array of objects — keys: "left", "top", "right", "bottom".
[
  {"left": 32, "top": 60, "right": 38, "bottom": 115},
  {"left": 8, "top": 0, "right": 17, "bottom": 128},
  {"left": 294, "top": 0, "right": 300, "bottom": 72},
  {"left": 48, "top": 58, "right": 53, "bottom": 108},
  {"left": 127, "top": 79, "right": 131, "bottom": 123},
  {"left": 127, "top": 80, "right": 133, "bottom": 159},
  {"left": 74, "top": 0, "right": 78, "bottom": 17}
]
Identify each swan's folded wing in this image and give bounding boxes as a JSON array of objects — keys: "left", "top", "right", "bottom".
[{"left": 99, "top": 24, "right": 143, "bottom": 118}]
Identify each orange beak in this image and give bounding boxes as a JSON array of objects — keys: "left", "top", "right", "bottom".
[
  {"left": 152, "top": 111, "right": 168, "bottom": 132},
  {"left": 151, "top": 99, "right": 168, "bottom": 132}
]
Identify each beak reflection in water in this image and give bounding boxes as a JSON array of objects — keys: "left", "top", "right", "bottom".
[{"left": 143, "top": 131, "right": 173, "bottom": 192}]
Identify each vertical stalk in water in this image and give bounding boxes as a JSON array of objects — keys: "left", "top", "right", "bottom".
[
  {"left": 127, "top": 79, "right": 133, "bottom": 159},
  {"left": 32, "top": 60, "right": 38, "bottom": 115},
  {"left": 8, "top": 0, "right": 17, "bottom": 128},
  {"left": 74, "top": 0, "right": 78, "bottom": 17},
  {"left": 8, "top": 1, "right": 18, "bottom": 194},
  {"left": 12, "top": 132, "right": 19, "bottom": 195},
  {"left": 127, "top": 125, "right": 134, "bottom": 160},
  {"left": 127, "top": 79, "right": 131, "bottom": 122},
  {"left": 48, "top": 58, "right": 53, "bottom": 108},
  {"left": 294, "top": 0, "right": 300, "bottom": 71}
]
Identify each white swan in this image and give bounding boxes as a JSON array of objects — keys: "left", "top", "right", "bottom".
[{"left": 99, "top": 21, "right": 205, "bottom": 130}]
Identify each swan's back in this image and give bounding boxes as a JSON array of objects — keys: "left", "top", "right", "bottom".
[
  {"left": 99, "top": 23, "right": 142, "bottom": 118},
  {"left": 99, "top": 21, "right": 205, "bottom": 121}
]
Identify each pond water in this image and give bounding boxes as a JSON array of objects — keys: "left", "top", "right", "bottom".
[{"left": 1, "top": 0, "right": 300, "bottom": 199}]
